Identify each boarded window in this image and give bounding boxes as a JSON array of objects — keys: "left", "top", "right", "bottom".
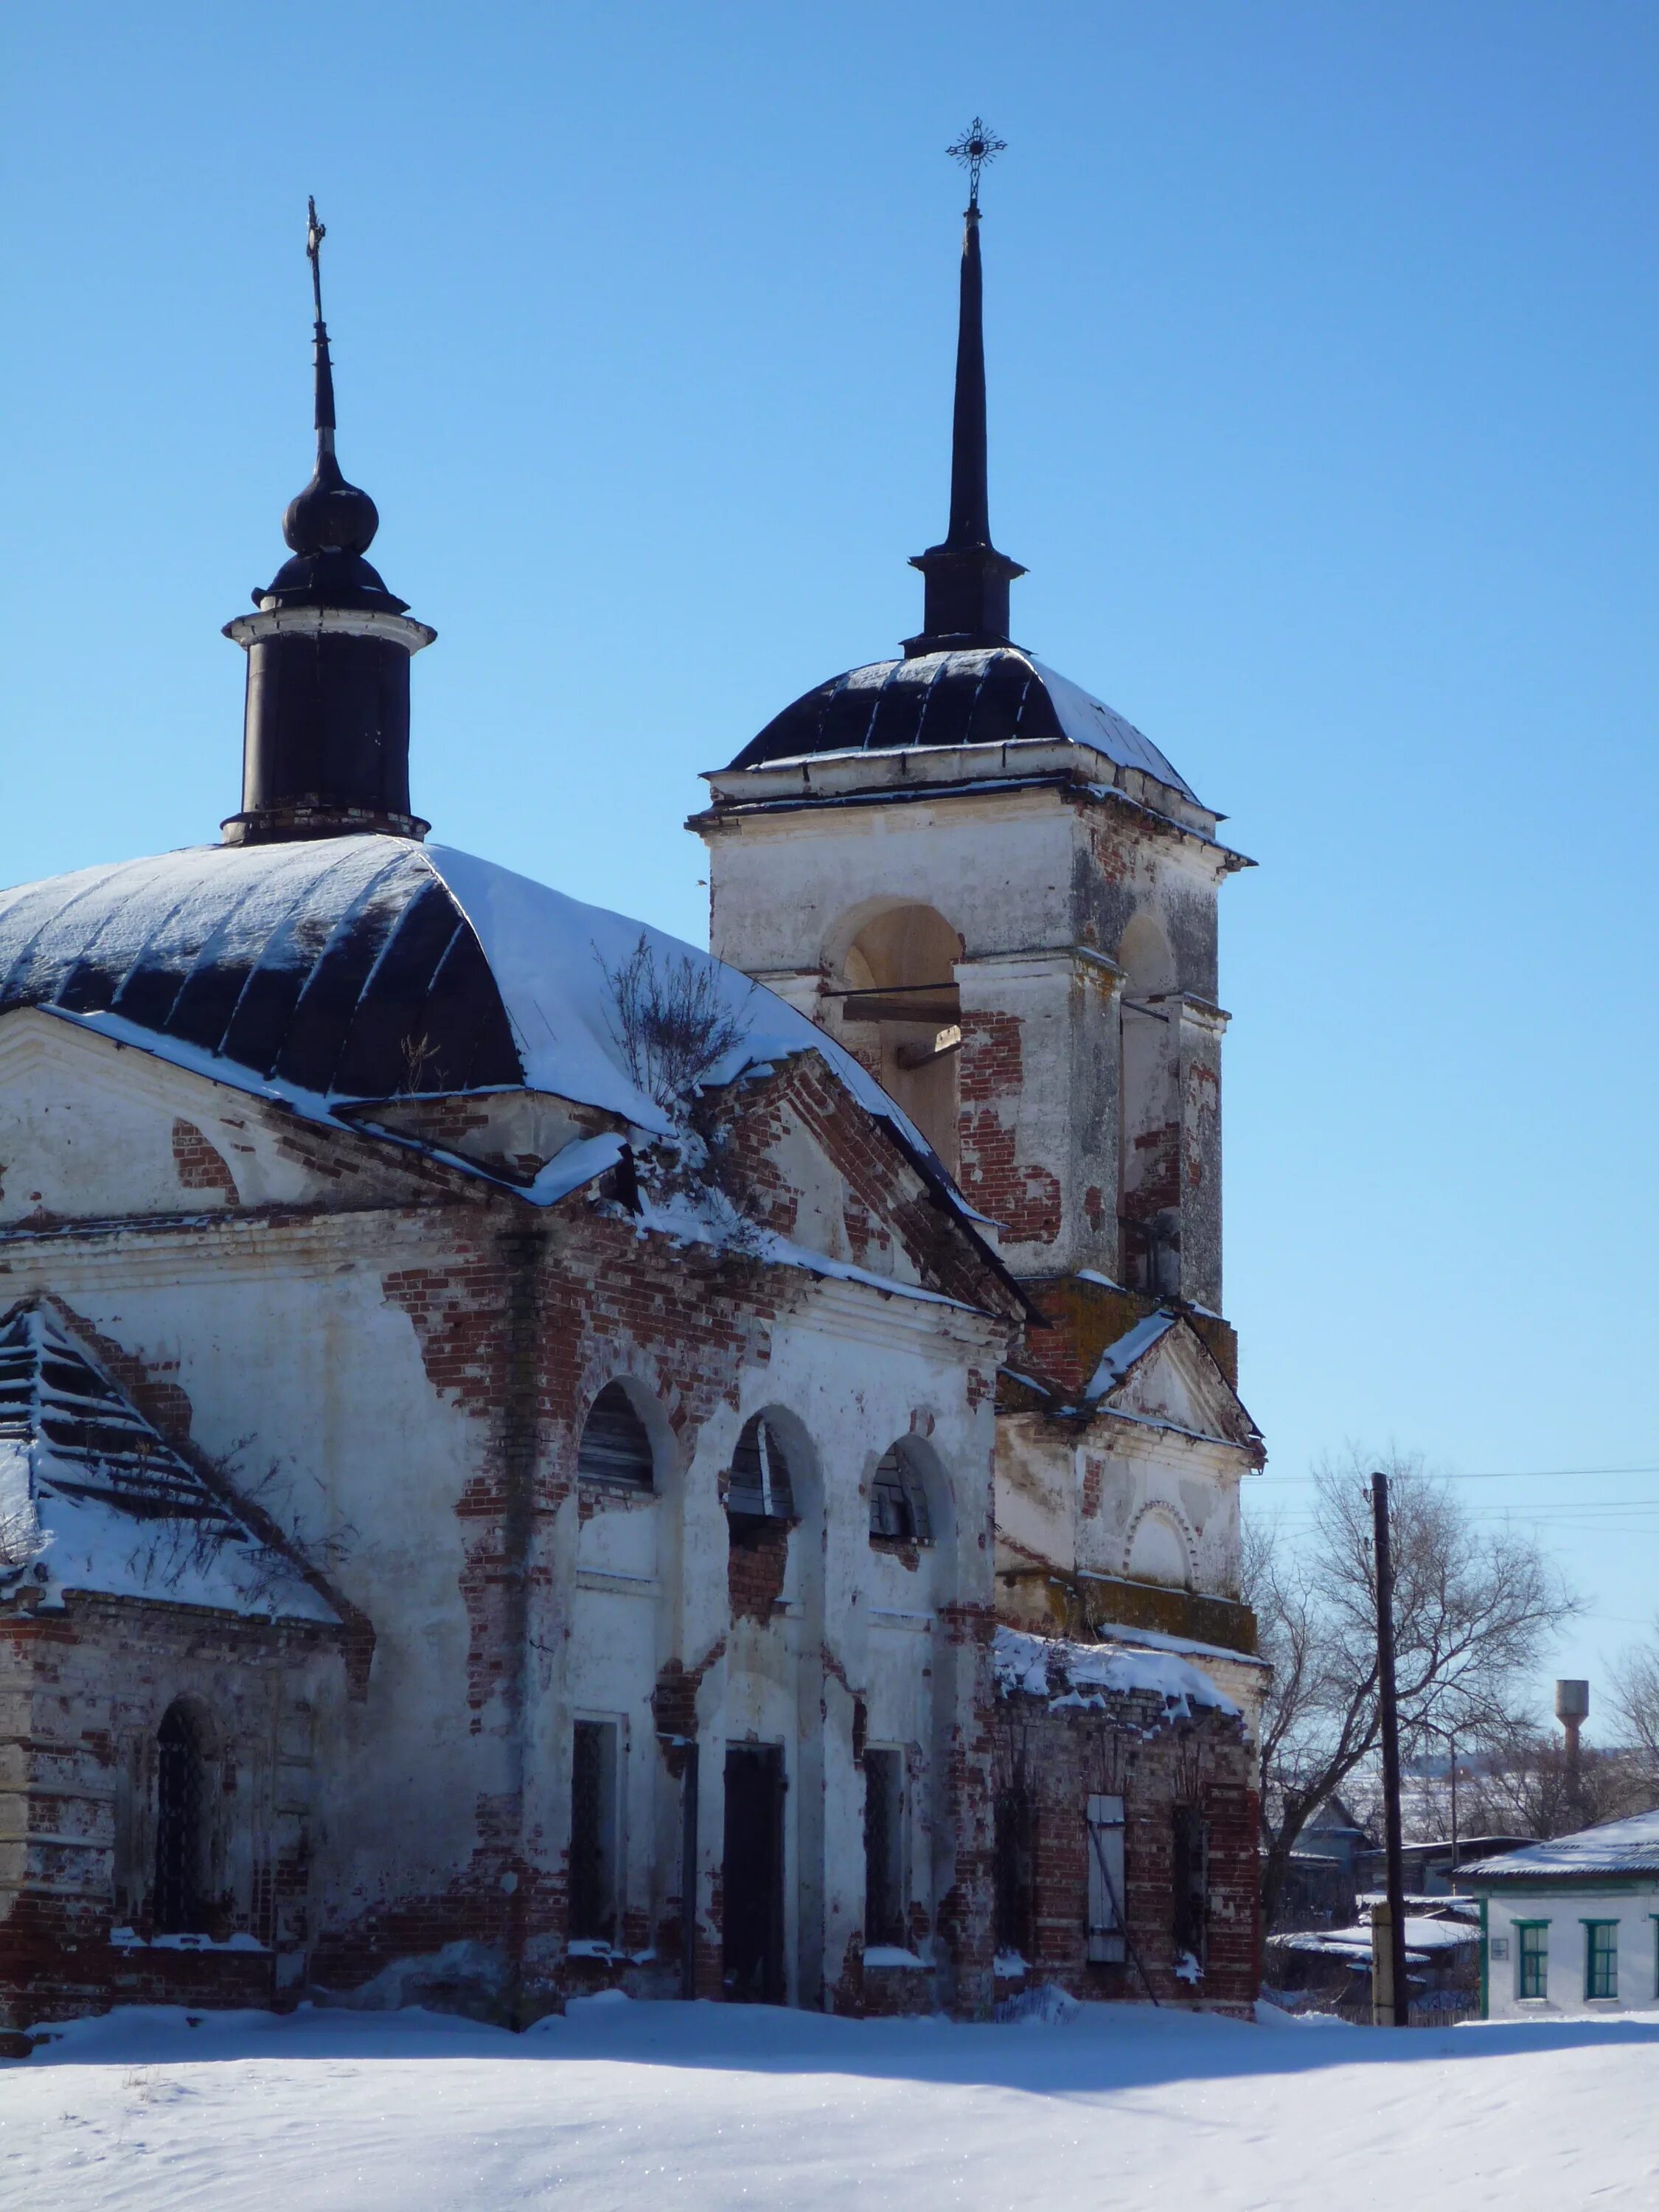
[
  {"left": 578, "top": 1383, "right": 655, "bottom": 1491},
  {"left": 994, "top": 1784, "right": 1035, "bottom": 1958},
  {"left": 153, "top": 1703, "right": 211, "bottom": 1936},
  {"left": 1086, "top": 1793, "right": 1127, "bottom": 1964},
  {"left": 864, "top": 1748, "right": 907, "bottom": 1949},
  {"left": 728, "top": 1416, "right": 795, "bottom": 1520},
  {"left": 1172, "top": 1806, "right": 1209, "bottom": 1969},
  {"left": 569, "top": 1719, "right": 620, "bottom": 1941},
  {"left": 869, "top": 1444, "right": 931, "bottom": 1544}
]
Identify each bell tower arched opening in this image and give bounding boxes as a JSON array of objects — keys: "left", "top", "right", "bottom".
[{"left": 835, "top": 903, "right": 963, "bottom": 1172}]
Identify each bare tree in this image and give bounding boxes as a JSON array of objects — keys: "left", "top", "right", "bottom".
[
  {"left": 599, "top": 936, "right": 751, "bottom": 1119},
  {"left": 1245, "top": 1448, "right": 1577, "bottom": 1926},
  {"left": 1443, "top": 1722, "right": 1653, "bottom": 1842},
  {"left": 1609, "top": 1621, "right": 1659, "bottom": 1785}
]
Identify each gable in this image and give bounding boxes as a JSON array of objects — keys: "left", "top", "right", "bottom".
[
  {"left": 1104, "top": 1322, "right": 1262, "bottom": 1455},
  {"left": 728, "top": 1054, "right": 1026, "bottom": 1321},
  {"left": 0, "top": 1009, "right": 456, "bottom": 1227}
]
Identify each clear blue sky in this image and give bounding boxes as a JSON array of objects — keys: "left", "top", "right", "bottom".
[{"left": 4, "top": 4, "right": 1656, "bottom": 1719}]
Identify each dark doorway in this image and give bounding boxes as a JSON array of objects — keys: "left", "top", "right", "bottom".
[{"left": 722, "top": 1745, "right": 785, "bottom": 2003}]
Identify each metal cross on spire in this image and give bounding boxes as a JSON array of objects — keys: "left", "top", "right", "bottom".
[
  {"left": 306, "top": 195, "right": 327, "bottom": 326},
  {"left": 946, "top": 117, "right": 1006, "bottom": 209}
]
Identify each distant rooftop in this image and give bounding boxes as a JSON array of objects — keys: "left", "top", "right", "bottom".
[{"left": 1461, "top": 1809, "right": 1659, "bottom": 1881}]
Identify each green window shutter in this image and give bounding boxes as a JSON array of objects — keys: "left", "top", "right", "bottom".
[{"left": 1517, "top": 1921, "right": 1549, "bottom": 2000}]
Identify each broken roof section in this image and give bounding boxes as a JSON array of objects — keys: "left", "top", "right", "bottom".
[
  {"left": 0, "top": 835, "right": 982, "bottom": 1225},
  {"left": 0, "top": 1301, "right": 336, "bottom": 1623}
]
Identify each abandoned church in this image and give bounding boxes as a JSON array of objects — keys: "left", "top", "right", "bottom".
[{"left": 0, "top": 156, "right": 1266, "bottom": 2031}]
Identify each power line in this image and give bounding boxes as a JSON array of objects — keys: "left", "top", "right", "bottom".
[{"left": 1257, "top": 1464, "right": 1659, "bottom": 1485}]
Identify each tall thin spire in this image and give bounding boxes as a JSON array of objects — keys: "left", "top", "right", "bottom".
[
  {"left": 904, "top": 119, "right": 1025, "bottom": 659},
  {"left": 221, "top": 201, "right": 434, "bottom": 848},
  {"left": 282, "top": 196, "right": 379, "bottom": 560}
]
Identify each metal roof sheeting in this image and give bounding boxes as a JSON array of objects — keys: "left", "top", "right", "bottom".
[
  {"left": 1462, "top": 1811, "right": 1659, "bottom": 1880},
  {"left": 728, "top": 647, "right": 1201, "bottom": 804}
]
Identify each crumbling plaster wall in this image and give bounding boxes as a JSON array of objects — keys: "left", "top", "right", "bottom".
[
  {"left": 0, "top": 1021, "right": 1012, "bottom": 2020},
  {"left": 700, "top": 785, "right": 1230, "bottom": 1299},
  {"left": 995, "top": 1416, "right": 1245, "bottom": 1607}
]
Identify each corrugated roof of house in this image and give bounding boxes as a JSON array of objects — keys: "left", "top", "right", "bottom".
[{"left": 1461, "top": 1809, "right": 1659, "bottom": 1881}]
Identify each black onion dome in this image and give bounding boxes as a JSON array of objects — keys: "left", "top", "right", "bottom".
[
  {"left": 728, "top": 647, "right": 1200, "bottom": 800},
  {"left": 284, "top": 451, "right": 380, "bottom": 559},
  {"left": 0, "top": 838, "right": 522, "bottom": 1102}
]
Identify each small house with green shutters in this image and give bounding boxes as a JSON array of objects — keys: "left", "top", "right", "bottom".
[{"left": 1462, "top": 1812, "right": 1659, "bottom": 2018}]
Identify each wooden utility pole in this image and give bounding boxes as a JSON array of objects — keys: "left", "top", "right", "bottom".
[{"left": 1372, "top": 1471, "right": 1410, "bottom": 2026}]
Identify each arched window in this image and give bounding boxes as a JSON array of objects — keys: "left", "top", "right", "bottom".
[
  {"left": 577, "top": 1382, "right": 655, "bottom": 1491},
  {"left": 869, "top": 1441, "right": 932, "bottom": 1544},
  {"left": 153, "top": 1702, "right": 210, "bottom": 1936},
  {"left": 727, "top": 1415, "right": 795, "bottom": 1521}
]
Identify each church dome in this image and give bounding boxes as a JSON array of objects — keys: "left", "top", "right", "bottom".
[
  {"left": 728, "top": 646, "right": 1201, "bottom": 804},
  {"left": 0, "top": 837, "right": 981, "bottom": 1198}
]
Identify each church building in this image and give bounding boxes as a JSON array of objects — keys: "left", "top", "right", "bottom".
[{"left": 0, "top": 147, "right": 1263, "bottom": 2038}]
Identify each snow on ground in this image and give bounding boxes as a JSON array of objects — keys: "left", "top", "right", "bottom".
[{"left": 3, "top": 1996, "right": 1655, "bottom": 2211}]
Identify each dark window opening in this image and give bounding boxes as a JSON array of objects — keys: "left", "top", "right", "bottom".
[
  {"left": 577, "top": 1382, "right": 655, "bottom": 1491},
  {"left": 569, "top": 1719, "right": 620, "bottom": 1942},
  {"left": 869, "top": 1444, "right": 931, "bottom": 1545},
  {"left": 993, "top": 1784, "right": 1035, "bottom": 1958},
  {"left": 722, "top": 1745, "right": 785, "bottom": 2003},
  {"left": 153, "top": 1703, "right": 211, "bottom": 1936},
  {"left": 863, "top": 1748, "right": 907, "bottom": 1949},
  {"left": 727, "top": 1416, "right": 795, "bottom": 1537},
  {"left": 1517, "top": 1920, "right": 1548, "bottom": 2000},
  {"left": 1172, "top": 1805, "right": 1209, "bottom": 1969}
]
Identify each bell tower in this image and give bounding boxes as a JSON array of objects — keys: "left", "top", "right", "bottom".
[{"left": 692, "top": 134, "right": 1252, "bottom": 1323}]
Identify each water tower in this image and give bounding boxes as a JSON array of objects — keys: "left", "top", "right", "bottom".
[{"left": 1555, "top": 1679, "right": 1589, "bottom": 1807}]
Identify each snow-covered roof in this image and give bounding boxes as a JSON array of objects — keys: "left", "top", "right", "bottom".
[
  {"left": 1461, "top": 1810, "right": 1659, "bottom": 1882},
  {"left": 726, "top": 647, "right": 1203, "bottom": 806},
  {"left": 0, "top": 1301, "right": 336, "bottom": 1623},
  {"left": 991, "top": 1624, "right": 1237, "bottom": 1725},
  {"left": 1267, "top": 1916, "right": 1479, "bottom": 1963},
  {"left": 0, "top": 835, "right": 977, "bottom": 1223},
  {"left": 1081, "top": 1310, "right": 1178, "bottom": 1402}
]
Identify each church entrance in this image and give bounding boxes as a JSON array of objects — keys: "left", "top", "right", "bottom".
[{"left": 722, "top": 1745, "right": 785, "bottom": 2003}]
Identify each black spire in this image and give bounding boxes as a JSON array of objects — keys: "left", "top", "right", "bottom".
[
  {"left": 904, "top": 120, "right": 1025, "bottom": 659},
  {"left": 222, "top": 201, "right": 434, "bottom": 848},
  {"left": 282, "top": 196, "right": 382, "bottom": 568}
]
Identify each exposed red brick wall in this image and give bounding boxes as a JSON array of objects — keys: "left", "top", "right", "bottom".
[
  {"left": 726, "top": 1516, "right": 791, "bottom": 1623},
  {"left": 0, "top": 1593, "right": 340, "bottom": 2031},
  {"left": 171, "top": 1119, "right": 238, "bottom": 1201},
  {"left": 992, "top": 1688, "right": 1259, "bottom": 2013}
]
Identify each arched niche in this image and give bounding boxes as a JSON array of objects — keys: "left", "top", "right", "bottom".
[
  {"left": 832, "top": 902, "right": 964, "bottom": 1171},
  {"left": 1124, "top": 1504, "right": 1194, "bottom": 1591}
]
